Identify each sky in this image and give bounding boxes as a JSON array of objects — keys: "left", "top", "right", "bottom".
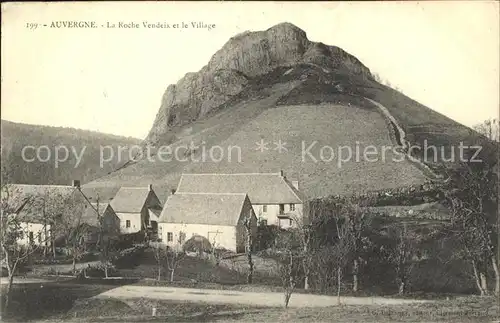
[{"left": 1, "top": 1, "right": 499, "bottom": 139}]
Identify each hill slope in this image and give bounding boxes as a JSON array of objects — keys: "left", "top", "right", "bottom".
[
  {"left": 1, "top": 120, "right": 142, "bottom": 185},
  {"left": 85, "top": 23, "right": 483, "bottom": 202}
]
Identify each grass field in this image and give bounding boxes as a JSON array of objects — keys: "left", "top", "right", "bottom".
[
  {"left": 2, "top": 279, "right": 498, "bottom": 322},
  {"left": 85, "top": 99, "right": 429, "bottom": 201}
]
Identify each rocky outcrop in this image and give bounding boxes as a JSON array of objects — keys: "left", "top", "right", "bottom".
[{"left": 146, "top": 22, "right": 372, "bottom": 144}]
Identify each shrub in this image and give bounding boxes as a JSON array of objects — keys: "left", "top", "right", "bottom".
[
  {"left": 183, "top": 235, "right": 212, "bottom": 254},
  {"left": 255, "top": 225, "right": 283, "bottom": 251},
  {"left": 112, "top": 245, "right": 147, "bottom": 269},
  {"left": 84, "top": 263, "right": 118, "bottom": 278}
]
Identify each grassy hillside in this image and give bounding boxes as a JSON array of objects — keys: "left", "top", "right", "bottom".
[
  {"left": 84, "top": 64, "right": 481, "bottom": 201},
  {"left": 1, "top": 120, "right": 142, "bottom": 185}
]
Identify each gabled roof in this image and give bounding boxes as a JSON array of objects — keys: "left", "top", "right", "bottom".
[
  {"left": 2, "top": 184, "right": 79, "bottom": 224},
  {"left": 175, "top": 173, "right": 303, "bottom": 204},
  {"left": 81, "top": 202, "right": 113, "bottom": 227},
  {"left": 109, "top": 187, "right": 159, "bottom": 213},
  {"left": 158, "top": 192, "right": 251, "bottom": 226},
  {"left": 149, "top": 208, "right": 161, "bottom": 222},
  {"left": 90, "top": 202, "right": 111, "bottom": 216}
]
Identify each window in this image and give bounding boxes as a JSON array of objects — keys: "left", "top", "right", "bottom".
[
  {"left": 289, "top": 203, "right": 295, "bottom": 211},
  {"left": 279, "top": 204, "right": 285, "bottom": 215},
  {"left": 167, "top": 232, "right": 173, "bottom": 242},
  {"left": 29, "top": 231, "right": 34, "bottom": 242},
  {"left": 289, "top": 219, "right": 293, "bottom": 226},
  {"left": 260, "top": 219, "right": 268, "bottom": 226},
  {"left": 126, "top": 220, "right": 131, "bottom": 228},
  {"left": 262, "top": 205, "right": 267, "bottom": 213},
  {"left": 38, "top": 233, "right": 42, "bottom": 244}
]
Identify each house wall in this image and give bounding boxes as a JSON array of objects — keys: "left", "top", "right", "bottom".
[
  {"left": 252, "top": 203, "right": 303, "bottom": 228},
  {"left": 116, "top": 212, "right": 142, "bottom": 234},
  {"left": 145, "top": 190, "right": 162, "bottom": 209},
  {"left": 17, "top": 222, "right": 51, "bottom": 246},
  {"left": 101, "top": 208, "right": 120, "bottom": 236},
  {"left": 143, "top": 191, "right": 161, "bottom": 233},
  {"left": 158, "top": 223, "right": 238, "bottom": 252}
]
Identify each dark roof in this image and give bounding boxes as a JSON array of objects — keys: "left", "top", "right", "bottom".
[
  {"left": 158, "top": 193, "right": 251, "bottom": 226},
  {"left": 80, "top": 186, "right": 121, "bottom": 203},
  {"left": 110, "top": 187, "right": 156, "bottom": 213},
  {"left": 91, "top": 202, "right": 111, "bottom": 216},
  {"left": 2, "top": 184, "right": 79, "bottom": 224},
  {"left": 81, "top": 202, "right": 113, "bottom": 227},
  {"left": 176, "top": 173, "right": 303, "bottom": 204}
]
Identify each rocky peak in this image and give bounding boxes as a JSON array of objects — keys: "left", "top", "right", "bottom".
[{"left": 146, "top": 22, "right": 372, "bottom": 144}]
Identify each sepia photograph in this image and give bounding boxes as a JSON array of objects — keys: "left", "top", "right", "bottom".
[{"left": 1, "top": 2, "right": 499, "bottom": 322}]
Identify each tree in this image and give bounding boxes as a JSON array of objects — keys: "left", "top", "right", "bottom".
[
  {"left": 441, "top": 156, "right": 498, "bottom": 296},
  {"left": 209, "top": 231, "right": 224, "bottom": 266},
  {"left": 55, "top": 192, "right": 88, "bottom": 274},
  {"left": 279, "top": 249, "right": 299, "bottom": 308},
  {"left": 29, "top": 188, "right": 72, "bottom": 259},
  {"left": 89, "top": 194, "right": 116, "bottom": 279},
  {"left": 332, "top": 216, "right": 354, "bottom": 304},
  {"left": 166, "top": 231, "right": 186, "bottom": 282},
  {"left": 153, "top": 243, "right": 168, "bottom": 281},
  {"left": 387, "top": 223, "right": 418, "bottom": 295},
  {"left": 474, "top": 118, "right": 499, "bottom": 142},
  {"left": 342, "top": 201, "right": 371, "bottom": 292},
  {"left": 372, "top": 72, "right": 382, "bottom": 83},
  {"left": 289, "top": 210, "right": 312, "bottom": 290},
  {"left": 243, "top": 213, "right": 254, "bottom": 284},
  {"left": 274, "top": 230, "right": 301, "bottom": 308},
  {"left": 0, "top": 167, "right": 50, "bottom": 313}
]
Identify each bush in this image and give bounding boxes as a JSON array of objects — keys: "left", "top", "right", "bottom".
[
  {"left": 183, "top": 235, "right": 212, "bottom": 254},
  {"left": 84, "top": 263, "right": 118, "bottom": 278},
  {"left": 255, "top": 225, "right": 283, "bottom": 251},
  {"left": 112, "top": 245, "right": 147, "bottom": 269}
]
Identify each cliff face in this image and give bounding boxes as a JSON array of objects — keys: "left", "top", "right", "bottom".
[{"left": 146, "top": 22, "right": 372, "bottom": 144}]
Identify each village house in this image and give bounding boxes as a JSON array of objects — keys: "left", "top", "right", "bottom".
[
  {"left": 175, "top": 171, "right": 304, "bottom": 228},
  {"left": 109, "top": 185, "right": 163, "bottom": 236},
  {"left": 2, "top": 180, "right": 119, "bottom": 248},
  {"left": 80, "top": 201, "right": 120, "bottom": 244},
  {"left": 2, "top": 183, "right": 74, "bottom": 247},
  {"left": 158, "top": 192, "right": 257, "bottom": 253}
]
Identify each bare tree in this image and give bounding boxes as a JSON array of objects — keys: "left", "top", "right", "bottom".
[
  {"left": 166, "top": 231, "right": 186, "bottom": 282},
  {"left": 0, "top": 170, "right": 51, "bottom": 312},
  {"left": 152, "top": 243, "right": 168, "bottom": 281},
  {"left": 474, "top": 118, "right": 499, "bottom": 142},
  {"left": 209, "top": 231, "right": 224, "bottom": 266},
  {"left": 243, "top": 214, "right": 254, "bottom": 284},
  {"left": 289, "top": 210, "right": 312, "bottom": 290},
  {"left": 387, "top": 223, "right": 418, "bottom": 295},
  {"left": 372, "top": 72, "right": 382, "bottom": 83},
  {"left": 342, "top": 201, "right": 370, "bottom": 292},
  {"left": 274, "top": 230, "right": 301, "bottom": 308},
  {"left": 56, "top": 193, "right": 88, "bottom": 274},
  {"left": 280, "top": 249, "right": 298, "bottom": 308},
  {"left": 441, "top": 157, "right": 498, "bottom": 296},
  {"left": 332, "top": 216, "right": 354, "bottom": 304}
]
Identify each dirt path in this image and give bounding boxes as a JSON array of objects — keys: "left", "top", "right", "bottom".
[{"left": 97, "top": 285, "right": 431, "bottom": 308}]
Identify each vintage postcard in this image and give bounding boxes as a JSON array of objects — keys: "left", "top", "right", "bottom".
[{"left": 1, "top": 1, "right": 499, "bottom": 322}]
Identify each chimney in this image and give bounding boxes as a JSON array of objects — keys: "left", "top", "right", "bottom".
[
  {"left": 148, "top": 184, "right": 153, "bottom": 192},
  {"left": 171, "top": 189, "right": 176, "bottom": 195},
  {"left": 279, "top": 170, "right": 285, "bottom": 177},
  {"left": 72, "top": 180, "right": 81, "bottom": 188}
]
